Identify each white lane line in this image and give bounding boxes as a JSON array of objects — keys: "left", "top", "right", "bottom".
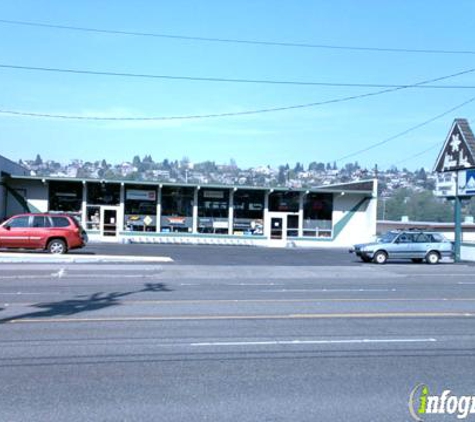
[
  {"left": 191, "top": 338, "right": 437, "bottom": 347},
  {"left": 458, "top": 282, "right": 475, "bottom": 285},
  {"left": 0, "top": 292, "right": 61, "bottom": 296},
  {"left": 263, "top": 288, "right": 397, "bottom": 293},
  {"left": 180, "top": 283, "right": 284, "bottom": 286},
  {"left": 0, "top": 274, "right": 163, "bottom": 280}
]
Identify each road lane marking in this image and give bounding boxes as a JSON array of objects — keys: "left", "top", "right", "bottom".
[
  {"left": 4, "top": 298, "right": 475, "bottom": 307},
  {"left": 263, "top": 288, "right": 397, "bottom": 293},
  {"left": 190, "top": 338, "right": 437, "bottom": 347},
  {"left": 6, "top": 312, "right": 475, "bottom": 324}
]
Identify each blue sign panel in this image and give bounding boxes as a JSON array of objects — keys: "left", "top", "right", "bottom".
[{"left": 466, "top": 169, "right": 475, "bottom": 195}]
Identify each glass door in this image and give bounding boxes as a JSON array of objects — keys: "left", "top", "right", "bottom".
[
  {"left": 267, "top": 212, "right": 288, "bottom": 247},
  {"left": 100, "top": 207, "right": 118, "bottom": 238},
  {"left": 271, "top": 217, "right": 284, "bottom": 240}
]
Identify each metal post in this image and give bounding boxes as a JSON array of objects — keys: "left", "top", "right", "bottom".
[
  {"left": 454, "top": 171, "right": 462, "bottom": 262},
  {"left": 454, "top": 196, "right": 462, "bottom": 263}
]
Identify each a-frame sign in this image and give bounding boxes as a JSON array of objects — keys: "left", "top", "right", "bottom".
[
  {"left": 433, "top": 118, "right": 475, "bottom": 262},
  {"left": 434, "top": 118, "right": 475, "bottom": 172}
]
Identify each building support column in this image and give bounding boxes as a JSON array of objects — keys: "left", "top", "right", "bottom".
[
  {"left": 263, "top": 190, "right": 270, "bottom": 237},
  {"left": 156, "top": 185, "right": 162, "bottom": 233},
  {"left": 298, "top": 192, "right": 305, "bottom": 238},
  {"left": 119, "top": 183, "right": 125, "bottom": 233},
  {"left": 81, "top": 181, "right": 87, "bottom": 229},
  {"left": 192, "top": 187, "right": 199, "bottom": 233},
  {"left": 228, "top": 188, "right": 235, "bottom": 235}
]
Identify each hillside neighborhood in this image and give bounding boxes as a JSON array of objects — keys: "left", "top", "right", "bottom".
[{"left": 21, "top": 154, "right": 435, "bottom": 198}]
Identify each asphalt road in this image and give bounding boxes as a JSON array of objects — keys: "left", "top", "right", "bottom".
[
  {"left": 1, "top": 253, "right": 475, "bottom": 421},
  {"left": 74, "top": 242, "right": 437, "bottom": 266}
]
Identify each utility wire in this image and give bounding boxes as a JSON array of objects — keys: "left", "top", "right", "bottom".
[
  {"left": 1, "top": 63, "right": 474, "bottom": 89},
  {"left": 1, "top": 18, "right": 474, "bottom": 55},
  {"left": 389, "top": 116, "right": 475, "bottom": 166},
  {"left": 334, "top": 96, "right": 475, "bottom": 163},
  {"left": 391, "top": 143, "right": 440, "bottom": 166},
  {"left": 0, "top": 67, "right": 473, "bottom": 121}
]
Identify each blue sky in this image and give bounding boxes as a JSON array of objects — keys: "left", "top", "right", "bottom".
[{"left": 1, "top": 0, "right": 474, "bottom": 170}]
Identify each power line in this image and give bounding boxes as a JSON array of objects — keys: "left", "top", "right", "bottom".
[
  {"left": 334, "top": 96, "right": 475, "bottom": 163},
  {"left": 0, "top": 67, "right": 473, "bottom": 121},
  {"left": 1, "top": 63, "right": 475, "bottom": 89},
  {"left": 0, "top": 18, "right": 474, "bottom": 55},
  {"left": 392, "top": 143, "right": 440, "bottom": 166},
  {"left": 390, "top": 116, "right": 475, "bottom": 166}
]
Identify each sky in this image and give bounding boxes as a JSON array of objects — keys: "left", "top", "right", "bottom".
[{"left": 1, "top": 0, "right": 475, "bottom": 170}]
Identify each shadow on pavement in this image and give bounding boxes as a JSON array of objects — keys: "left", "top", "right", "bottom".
[{"left": 0, "top": 282, "right": 171, "bottom": 324}]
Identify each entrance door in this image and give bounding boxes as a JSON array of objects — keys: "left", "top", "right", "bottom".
[
  {"left": 267, "top": 212, "right": 288, "bottom": 247},
  {"left": 100, "top": 207, "right": 119, "bottom": 238}
]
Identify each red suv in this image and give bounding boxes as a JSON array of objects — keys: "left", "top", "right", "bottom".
[{"left": 0, "top": 213, "right": 88, "bottom": 254}]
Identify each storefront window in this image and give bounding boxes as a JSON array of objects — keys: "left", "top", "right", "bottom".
[
  {"left": 49, "top": 181, "right": 83, "bottom": 212},
  {"left": 87, "top": 182, "right": 120, "bottom": 205},
  {"left": 303, "top": 193, "right": 333, "bottom": 237},
  {"left": 86, "top": 206, "right": 100, "bottom": 231},
  {"left": 233, "top": 190, "right": 264, "bottom": 235},
  {"left": 161, "top": 187, "right": 194, "bottom": 232},
  {"left": 269, "top": 191, "right": 299, "bottom": 212},
  {"left": 124, "top": 185, "right": 157, "bottom": 232},
  {"left": 198, "top": 189, "right": 229, "bottom": 234}
]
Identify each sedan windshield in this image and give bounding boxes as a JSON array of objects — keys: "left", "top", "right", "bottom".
[{"left": 378, "top": 232, "right": 399, "bottom": 243}]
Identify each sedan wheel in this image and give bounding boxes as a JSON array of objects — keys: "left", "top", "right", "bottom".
[
  {"left": 426, "top": 251, "right": 440, "bottom": 265},
  {"left": 373, "top": 251, "right": 387, "bottom": 265}
]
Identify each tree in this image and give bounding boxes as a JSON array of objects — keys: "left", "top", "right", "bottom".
[
  {"left": 380, "top": 188, "right": 453, "bottom": 222},
  {"left": 294, "top": 162, "right": 304, "bottom": 173},
  {"left": 132, "top": 155, "right": 141, "bottom": 168},
  {"left": 277, "top": 165, "right": 287, "bottom": 185},
  {"left": 34, "top": 154, "right": 43, "bottom": 166}
]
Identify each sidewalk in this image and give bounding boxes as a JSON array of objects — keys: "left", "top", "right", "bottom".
[{"left": 0, "top": 252, "right": 174, "bottom": 264}]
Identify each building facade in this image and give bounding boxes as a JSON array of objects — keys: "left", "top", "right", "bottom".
[{"left": 1, "top": 158, "right": 377, "bottom": 247}]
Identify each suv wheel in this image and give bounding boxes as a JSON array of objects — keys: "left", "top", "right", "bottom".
[
  {"left": 426, "top": 251, "right": 440, "bottom": 265},
  {"left": 47, "top": 239, "right": 67, "bottom": 254},
  {"left": 373, "top": 251, "right": 388, "bottom": 265}
]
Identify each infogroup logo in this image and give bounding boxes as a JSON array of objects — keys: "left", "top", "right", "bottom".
[{"left": 409, "top": 384, "right": 475, "bottom": 420}]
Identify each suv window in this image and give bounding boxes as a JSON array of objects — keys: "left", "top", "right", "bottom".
[
  {"left": 7, "top": 216, "right": 30, "bottom": 228},
  {"left": 51, "top": 217, "right": 71, "bottom": 228},
  {"left": 32, "top": 216, "right": 51, "bottom": 228}
]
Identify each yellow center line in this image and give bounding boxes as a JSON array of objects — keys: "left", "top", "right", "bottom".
[
  {"left": 7, "top": 311, "right": 475, "bottom": 324},
  {"left": 5, "top": 298, "right": 475, "bottom": 307}
]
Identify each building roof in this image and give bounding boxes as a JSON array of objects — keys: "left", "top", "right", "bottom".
[
  {"left": 0, "top": 155, "right": 29, "bottom": 177},
  {"left": 6, "top": 174, "right": 376, "bottom": 195}
]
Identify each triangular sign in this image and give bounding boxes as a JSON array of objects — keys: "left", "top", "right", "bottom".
[{"left": 434, "top": 118, "right": 475, "bottom": 172}]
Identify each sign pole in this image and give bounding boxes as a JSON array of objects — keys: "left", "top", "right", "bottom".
[
  {"left": 454, "top": 196, "right": 462, "bottom": 262},
  {"left": 454, "top": 170, "right": 462, "bottom": 262}
]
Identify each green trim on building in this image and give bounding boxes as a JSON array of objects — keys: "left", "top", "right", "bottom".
[
  {"left": 4, "top": 184, "right": 41, "bottom": 213},
  {"left": 333, "top": 197, "right": 371, "bottom": 239},
  {"left": 119, "top": 231, "right": 268, "bottom": 240}
]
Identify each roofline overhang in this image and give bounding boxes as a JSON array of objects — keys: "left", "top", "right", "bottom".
[{"left": 6, "top": 174, "right": 376, "bottom": 195}]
